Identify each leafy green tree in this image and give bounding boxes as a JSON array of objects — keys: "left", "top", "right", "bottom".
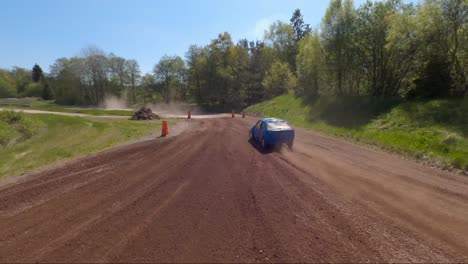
[
  {"left": 0, "top": 70, "right": 17, "bottom": 98},
  {"left": 49, "top": 57, "right": 85, "bottom": 105},
  {"left": 186, "top": 45, "right": 209, "bottom": 104},
  {"left": 321, "top": 0, "right": 360, "bottom": 95},
  {"left": 32, "top": 64, "right": 44, "bottom": 83},
  {"left": 154, "top": 55, "right": 186, "bottom": 103},
  {"left": 140, "top": 73, "right": 159, "bottom": 103},
  {"left": 296, "top": 33, "right": 325, "bottom": 97},
  {"left": 244, "top": 41, "right": 272, "bottom": 105},
  {"left": 126, "top": 59, "right": 141, "bottom": 104},
  {"left": 11, "top": 67, "right": 31, "bottom": 96},
  {"left": 355, "top": 0, "right": 415, "bottom": 96},
  {"left": 108, "top": 54, "right": 128, "bottom": 96},
  {"left": 41, "top": 81, "right": 54, "bottom": 100},
  {"left": 264, "top": 21, "right": 296, "bottom": 70},
  {"left": 442, "top": 0, "right": 467, "bottom": 96},
  {"left": 385, "top": 2, "right": 422, "bottom": 96},
  {"left": 409, "top": 57, "right": 452, "bottom": 98},
  {"left": 23, "top": 82, "right": 43, "bottom": 97},
  {"left": 262, "top": 60, "right": 297, "bottom": 98}
]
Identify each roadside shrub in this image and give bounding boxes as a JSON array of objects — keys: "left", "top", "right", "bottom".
[
  {"left": 1, "top": 110, "right": 23, "bottom": 124},
  {"left": 0, "top": 120, "right": 15, "bottom": 146},
  {"left": 0, "top": 111, "right": 43, "bottom": 146}
]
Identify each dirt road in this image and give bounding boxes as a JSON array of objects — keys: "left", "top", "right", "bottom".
[{"left": 1, "top": 117, "right": 468, "bottom": 263}]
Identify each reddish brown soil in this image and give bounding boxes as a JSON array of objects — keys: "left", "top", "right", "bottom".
[{"left": 1, "top": 117, "right": 468, "bottom": 263}]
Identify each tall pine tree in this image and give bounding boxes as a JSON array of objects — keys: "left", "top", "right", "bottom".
[
  {"left": 290, "top": 9, "right": 312, "bottom": 44},
  {"left": 32, "top": 64, "right": 44, "bottom": 82}
]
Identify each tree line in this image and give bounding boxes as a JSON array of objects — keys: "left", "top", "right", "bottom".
[{"left": 0, "top": 0, "right": 466, "bottom": 108}]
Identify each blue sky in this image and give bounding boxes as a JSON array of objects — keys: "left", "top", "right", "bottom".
[{"left": 1, "top": 0, "right": 373, "bottom": 74}]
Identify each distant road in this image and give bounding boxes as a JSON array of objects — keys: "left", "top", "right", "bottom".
[
  {"left": 0, "top": 107, "right": 231, "bottom": 120},
  {"left": 0, "top": 108, "right": 129, "bottom": 119},
  {"left": 0, "top": 117, "right": 467, "bottom": 262}
]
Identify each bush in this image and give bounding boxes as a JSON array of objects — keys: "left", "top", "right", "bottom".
[
  {"left": 0, "top": 77, "right": 17, "bottom": 98},
  {"left": 1, "top": 110, "right": 23, "bottom": 124},
  {"left": 0, "top": 120, "right": 15, "bottom": 146},
  {"left": 21, "top": 82, "right": 43, "bottom": 98},
  {"left": 0, "top": 111, "right": 43, "bottom": 146}
]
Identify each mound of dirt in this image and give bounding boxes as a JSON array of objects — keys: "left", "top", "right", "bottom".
[{"left": 130, "top": 106, "right": 160, "bottom": 120}]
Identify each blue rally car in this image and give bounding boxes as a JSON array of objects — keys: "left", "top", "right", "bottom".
[{"left": 249, "top": 118, "right": 295, "bottom": 150}]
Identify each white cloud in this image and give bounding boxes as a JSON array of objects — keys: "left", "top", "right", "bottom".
[
  {"left": 250, "top": 14, "right": 288, "bottom": 40},
  {"left": 253, "top": 18, "right": 273, "bottom": 40}
]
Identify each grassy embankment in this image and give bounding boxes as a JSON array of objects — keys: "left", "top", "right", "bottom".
[
  {"left": 0, "top": 98, "right": 135, "bottom": 116},
  {"left": 246, "top": 94, "right": 468, "bottom": 171},
  {"left": 0, "top": 111, "right": 164, "bottom": 178}
]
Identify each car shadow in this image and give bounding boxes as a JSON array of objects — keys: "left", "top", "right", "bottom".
[{"left": 248, "top": 138, "right": 276, "bottom": 155}]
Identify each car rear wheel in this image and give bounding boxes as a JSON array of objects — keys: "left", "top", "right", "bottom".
[{"left": 261, "top": 138, "right": 267, "bottom": 150}]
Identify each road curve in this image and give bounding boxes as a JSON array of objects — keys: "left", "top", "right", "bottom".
[{"left": 0, "top": 117, "right": 467, "bottom": 263}]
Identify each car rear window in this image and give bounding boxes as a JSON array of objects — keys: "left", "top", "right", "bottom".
[{"left": 267, "top": 121, "right": 292, "bottom": 131}]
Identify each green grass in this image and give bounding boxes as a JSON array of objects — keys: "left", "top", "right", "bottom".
[
  {"left": 246, "top": 94, "right": 468, "bottom": 171},
  {"left": 0, "top": 111, "right": 165, "bottom": 178},
  {"left": 0, "top": 98, "right": 134, "bottom": 116}
]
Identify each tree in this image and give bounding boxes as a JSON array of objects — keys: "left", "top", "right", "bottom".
[
  {"left": 385, "top": 2, "right": 420, "bottom": 96},
  {"left": 32, "top": 64, "right": 44, "bottom": 83},
  {"left": 42, "top": 81, "right": 53, "bottom": 100},
  {"left": 153, "top": 55, "right": 186, "bottom": 103},
  {"left": 290, "top": 9, "right": 312, "bottom": 44},
  {"left": 108, "top": 54, "right": 128, "bottom": 96},
  {"left": 126, "top": 59, "right": 141, "bottom": 104},
  {"left": 49, "top": 57, "right": 86, "bottom": 105},
  {"left": 186, "top": 45, "right": 208, "bottom": 104},
  {"left": 262, "top": 60, "right": 297, "bottom": 98},
  {"left": 48, "top": 47, "right": 131, "bottom": 105},
  {"left": 244, "top": 40, "right": 272, "bottom": 105},
  {"left": 442, "top": 0, "right": 467, "bottom": 96},
  {"left": 321, "top": 0, "right": 360, "bottom": 95},
  {"left": 409, "top": 56, "right": 452, "bottom": 98},
  {"left": 80, "top": 46, "right": 111, "bottom": 104},
  {"left": 11, "top": 67, "right": 31, "bottom": 96},
  {"left": 264, "top": 21, "right": 296, "bottom": 70},
  {"left": 141, "top": 73, "right": 158, "bottom": 103},
  {"left": 296, "top": 33, "right": 325, "bottom": 97},
  {"left": 0, "top": 69, "right": 17, "bottom": 98},
  {"left": 23, "top": 82, "right": 43, "bottom": 97}
]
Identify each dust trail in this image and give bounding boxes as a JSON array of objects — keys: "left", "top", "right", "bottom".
[
  {"left": 100, "top": 96, "right": 129, "bottom": 110},
  {"left": 145, "top": 102, "right": 200, "bottom": 116}
]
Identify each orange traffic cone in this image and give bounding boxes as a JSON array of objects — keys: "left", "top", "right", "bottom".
[
  {"left": 242, "top": 112, "right": 246, "bottom": 118},
  {"left": 188, "top": 111, "right": 191, "bottom": 120},
  {"left": 161, "top": 121, "right": 169, "bottom": 137},
  {"left": 232, "top": 111, "right": 235, "bottom": 118}
]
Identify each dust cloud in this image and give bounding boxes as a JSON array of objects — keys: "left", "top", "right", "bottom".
[
  {"left": 145, "top": 102, "right": 201, "bottom": 116},
  {"left": 100, "top": 96, "right": 203, "bottom": 117},
  {"left": 100, "top": 96, "right": 130, "bottom": 110}
]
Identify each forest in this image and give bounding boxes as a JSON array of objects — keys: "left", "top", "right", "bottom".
[{"left": 0, "top": 0, "right": 466, "bottom": 110}]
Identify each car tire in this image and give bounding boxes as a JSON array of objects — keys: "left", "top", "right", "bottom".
[{"left": 261, "top": 138, "right": 267, "bottom": 150}]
